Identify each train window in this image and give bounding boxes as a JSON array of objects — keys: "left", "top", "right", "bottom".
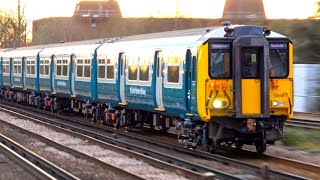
[
  {"left": 26, "top": 58, "right": 35, "bottom": 76},
  {"left": 77, "top": 65, "right": 83, "bottom": 77},
  {"left": 128, "top": 57, "right": 138, "bottom": 81},
  {"left": 106, "top": 58, "right": 114, "bottom": 80},
  {"left": 98, "top": 57, "right": 115, "bottom": 80},
  {"left": 57, "top": 65, "right": 62, "bottom": 76},
  {"left": 76, "top": 58, "right": 91, "bottom": 79},
  {"left": 40, "top": 59, "right": 50, "bottom": 76},
  {"left": 269, "top": 50, "right": 288, "bottom": 78},
  {"left": 13, "top": 59, "right": 22, "bottom": 74},
  {"left": 98, "top": 58, "right": 106, "bottom": 79},
  {"left": 56, "top": 58, "right": 69, "bottom": 78},
  {"left": 167, "top": 56, "right": 180, "bottom": 83},
  {"left": 63, "top": 65, "right": 68, "bottom": 76},
  {"left": 98, "top": 65, "right": 105, "bottom": 79},
  {"left": 241, "top": 48, "right": 260, "bottom": 78},
  {"left": 84, "top": 59, "right": 91, "bottom": 78},
  {"left": 139, "top": 58, "right": 149, "bottom": 81},
  {"left": 210, "top": 51, "right": 230, "bottom": 78},
  {"left": 3, "top": 60, "right": 10, "bottom": 74}
]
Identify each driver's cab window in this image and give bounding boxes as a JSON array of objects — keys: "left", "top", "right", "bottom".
[{"left": 242, "top": 47, "right": 260, "bottom": 78}]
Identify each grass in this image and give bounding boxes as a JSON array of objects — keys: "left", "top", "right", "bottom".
[{"left": 277, "top": 127, "right": 320, "bottom": 152}]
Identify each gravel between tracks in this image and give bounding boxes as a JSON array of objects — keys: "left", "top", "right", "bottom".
[{"left": 0, "top": 111, "right": 189, "bottom": 180}]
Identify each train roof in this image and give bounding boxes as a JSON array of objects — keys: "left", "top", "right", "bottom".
[
  {"left": 39, "top": 38, "right": 105, "bottom": 57},
  {"left": 0, "top": 49, "right": 10, "bottom": 57},
  {"left": 2, "top": 46, "right": 46, "bottom": 59},
  {"left": 99, "top": 25, "right": 288, "bottom": 52}
]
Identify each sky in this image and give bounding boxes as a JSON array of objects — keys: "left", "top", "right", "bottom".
[
  {"left": 0, "top": 0, "right": 318, "bottom": 40},
  {"left": 0, "top": 0, "right": 318, "bottom": 20}
]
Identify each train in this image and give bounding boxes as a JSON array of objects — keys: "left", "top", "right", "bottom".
[{"left": 0, "top": 22, "right": 293, "bottom": 154}]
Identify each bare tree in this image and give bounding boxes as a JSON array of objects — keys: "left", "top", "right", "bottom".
[{"left": 0, "top": 0, "right": 28, "bottom": 48}]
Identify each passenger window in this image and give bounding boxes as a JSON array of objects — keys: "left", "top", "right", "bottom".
[
  {"left": 167, "top": 56, "right": 180, "bottom": 83},
  {"left": 13, "top": 59, "right": 22, "bottom": 74},
  {"left": 84, "top": 65, "right": 90, "bottom": 78},
  {"left": 3, "top": 60, "right": 10, "bottom": 74},
  {"left": 107, "top": 65, "right": 114, "bottom": 79},
  {"left": 139, "top": 58, "right": 149, "bottom": 81},
  {"left": 76, "top": 58, "right": 90, "bottom": 78},
  {"left": 77, "top": 65, "right": 83, "bottom": 77},
  {"left": 56, "top": 58, "right": 69, "bottom": 78},
  {"left": 98, "top": 65, "right": 105, "bottom": 78},
  {"left": 128, "top": 57, "right": 138, "bottom": 81},
  {"left": 106, "top": 58, "right": 114, "bottom": 80},
  {"left": 40, "top": 58, "right": 50, "bottom": 76}
]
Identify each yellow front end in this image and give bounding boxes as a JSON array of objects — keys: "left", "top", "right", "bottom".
[{"left": 197, "top": 42, "right": 294, "bottom": 121}]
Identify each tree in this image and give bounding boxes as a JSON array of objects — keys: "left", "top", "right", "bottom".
[
  {"left": 311, "top": 2, "right": 320, "bottom": 19},
  {"left": 0, "top": 0, "right": 28, "bottom": 48}
]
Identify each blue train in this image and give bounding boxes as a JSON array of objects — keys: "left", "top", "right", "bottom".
[{"left": 0, "top": 23, "right": 294, "bottom": 153}]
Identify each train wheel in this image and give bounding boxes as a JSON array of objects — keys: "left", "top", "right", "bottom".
[
  {"left": 255, "top": 140, "right": 266, "bottom": 154},
  {"left": 159, "top": 125, "right": 169, "bottom": 133},
  {"left": 235, "top": 141, "right": 243, "bottom": 150},
  {"left": 208, "top": 139, "right": 218, "bottom": 153}
]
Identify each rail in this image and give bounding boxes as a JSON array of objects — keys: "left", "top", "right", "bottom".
[{"left": 0, "top": 133, "right": 79, "bottom": 180}]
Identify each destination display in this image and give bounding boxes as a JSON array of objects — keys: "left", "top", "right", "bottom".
[
  {"left": 210, "top": 43, "right": 230, "bottom": 50},
  {"left": 269, "top": 43, "right": 287, "bottom": 49}
]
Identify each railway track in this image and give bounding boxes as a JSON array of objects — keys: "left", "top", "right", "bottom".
[
  {"left": 285, "top": 116, "right": 320, "bottom": 129},
  {"left": 0, "top": 100, "right": 315, "bottom": 179},
  {"left": 0, "top": 111, "right": 216, "bottom": 179},
  {"left": 0, "top": 133, "right": 78, "bottom": 180}
]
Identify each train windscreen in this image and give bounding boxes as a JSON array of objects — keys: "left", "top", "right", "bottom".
[
  {"left": 269, "top": 42, "right": 289, "bottom": 78},
  {"left": 209, "top": 43, "right": 231, "bottom": 78}
]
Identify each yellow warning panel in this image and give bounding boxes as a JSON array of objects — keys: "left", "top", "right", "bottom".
[{"left": 241, "top": 79, "right": 261, "bottom": 115}]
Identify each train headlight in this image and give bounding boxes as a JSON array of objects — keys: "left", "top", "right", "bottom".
[
  {"left": 279, "top": 100, "right": 285, "bottom": 107},
  {"left": 272, "top": 101, "right": 278, "bottom": 106},
  {"left": 213, "top": 100, "right": 222, "bottom": 109}
]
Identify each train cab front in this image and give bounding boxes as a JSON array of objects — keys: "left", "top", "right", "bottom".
[{"left": 198, "top": 25, "right": 293, "bottom": 153}]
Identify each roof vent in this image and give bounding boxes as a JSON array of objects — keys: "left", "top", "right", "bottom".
[{"left": 221, "top": 21, "right": 232, "bottom": 27}]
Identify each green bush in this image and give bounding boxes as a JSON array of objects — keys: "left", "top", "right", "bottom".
[{"left": 279, "top": 127, "right": 320, "bottom": 151}]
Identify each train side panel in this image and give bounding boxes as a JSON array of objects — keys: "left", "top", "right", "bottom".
[{"left": 96, "top": 53, "right": 118, "bottom": 104}]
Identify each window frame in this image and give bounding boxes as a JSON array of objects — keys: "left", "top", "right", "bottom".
[
  {"left": 125, "top": 52, "right": 152, "bottom": 86},
  {"left": 75, "top": 55, "right": 91, "bottom": 81},
  {"left": 208, "top": 42, "right": 232, "bottom": 79},
  {"left": 26, "top": 57, "right": 36, "bottom": 78},
  {"left": 39, "top": 57, "right": 50, "bottom": 78},
  {"left": 163, "top": 49, "right": 184, "bottom": 89},
  {"left": 13, "top": 58, "right": 22, "bottom": 76},
  {"left": 55, "top": 56, "right": 69, "bottom": 80},
  {"left": 241, "top": 47, "right": 261, "bottom": 79},
  {"left": 268, "top": 41, "right": 290, "bottom": 79},
  {"left": 97, "top": 54, "right": 116, "bottom": 83},
  {"left": 3, "top": 58, "right": 11, "bottom": 76}
]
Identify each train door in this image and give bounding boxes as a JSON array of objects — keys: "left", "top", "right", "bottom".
[
  {"left": 70, "top": 54, "right": 75, "bottom": 96},
  {"left": 154, "top": 51, "right": 164, "bottom": 110},
  {"left": 233, "top": 37, "right": 269, "bottom": 118},
  {"left": 185, "top": 50, "right": 192, "bottom": 112},
  {"left": 22, "top": 57, "right": 26, "bottom": 89},
  {"left": 118, "top": 52, "right": 126, "bottom": 105},
  {"left": 51, "top": 55, "right": 56, "bottom": 92}
]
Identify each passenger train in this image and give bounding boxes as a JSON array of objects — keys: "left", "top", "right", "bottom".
[{"left": 0, "top": 22, "right": 293, "bottom": 153}]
